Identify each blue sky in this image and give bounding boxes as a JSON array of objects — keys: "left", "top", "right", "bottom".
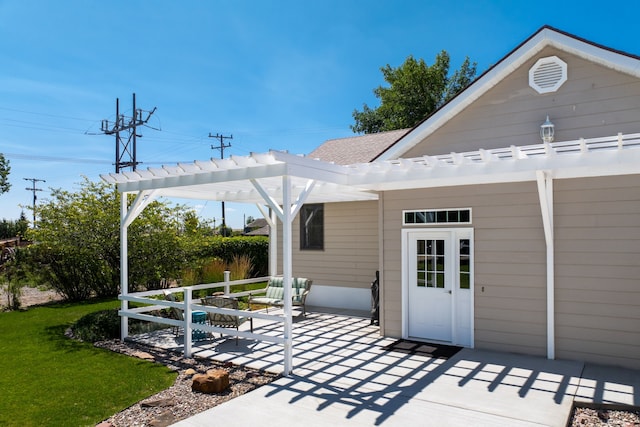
[{"left": 1, "top": 0, "right": 640, "bottom": 228}]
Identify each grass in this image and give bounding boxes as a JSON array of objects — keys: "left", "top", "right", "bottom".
[{"left": 0, "top": 299, "right": 177, "bottom": 426}]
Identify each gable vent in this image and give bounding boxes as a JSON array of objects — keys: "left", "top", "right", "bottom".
[{"left": 529, "top": 56, "right": 567, "bottom": 94}]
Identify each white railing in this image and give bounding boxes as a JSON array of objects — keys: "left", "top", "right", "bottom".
[
  {"left": 381, "top": 132, "right": 640, "bottom": 167},
  {"left": 119, "top": 275, "right": 283, "bottom": 357}
]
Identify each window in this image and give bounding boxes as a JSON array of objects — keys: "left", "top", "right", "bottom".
[
  {"left": 459, "top": 238, "right": 470, "bottom": 289},
  {"left": 300, "top": 204, "right": 324, "bottom": 250},
  {"left": 403, "top": 208, "right": 471, "bottom": 225}
]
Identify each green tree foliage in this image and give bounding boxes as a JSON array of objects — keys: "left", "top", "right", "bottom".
[
  {"left": 351, "top": 51, "right": 477, "bottom": 134},
  {"left": 0, "top": 212, "right": 29, "bottom": 239},
  {"left": 25, "top": 178, "right": 191, "bottom": 300},
  {"left": 0, "top": 154, "right": 10, "bottom": 195}
]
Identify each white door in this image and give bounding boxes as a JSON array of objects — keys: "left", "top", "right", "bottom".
[{"left": 405, "top": 229, "right": 473, "bottom": 345}]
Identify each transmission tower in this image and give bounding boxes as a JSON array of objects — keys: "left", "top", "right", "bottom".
[
  {"left": 24, "top": 177, "right": 45, "bottom": 225},
  {"left": 209, "top": 132, "right": 233, "bottom": 234},
  {"left": 101, "top": 93, "right": 156, "bottom": 173}
]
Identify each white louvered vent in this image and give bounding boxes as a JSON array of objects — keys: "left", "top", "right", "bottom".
[{"left": 529, "top": 56, "right": 567, "bottom": 94}]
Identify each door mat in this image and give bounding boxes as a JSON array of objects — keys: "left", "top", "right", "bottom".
[{"left": 383, "top": 339, "right": 462, "bottom": 360}]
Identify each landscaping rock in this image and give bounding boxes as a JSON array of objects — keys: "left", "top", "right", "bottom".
[
  {"left": 132, "top": 351, "right": 155, "bottom": 361},
  {"left": 141, "top": 398, "right": 176, "bottom": 408},
  {"left": 184, "top": 368, "right": 197, "bottom": 376},
  {"left": 148, "top": 409, "right": 177, "bottom": 427},
  {"left": 192, "top": 369, "right": 229, "bottom": 394}
]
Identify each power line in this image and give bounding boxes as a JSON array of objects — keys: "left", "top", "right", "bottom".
[
  {"left": 209, "top": 132, "right": 232, "bottom": 234},
  {"left": 24, "top": 178, "right": 45, "bottom": 225},
  {"left": 4, "top": 152, "right": 111, "bottom": 165},
  {"left": 100, "top": 93, "right": 157, "bottom": 173}
]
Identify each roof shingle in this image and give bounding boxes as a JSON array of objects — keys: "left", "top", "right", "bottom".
[{"left": 309, "top": 128, "right": 409, "bottom": 165}]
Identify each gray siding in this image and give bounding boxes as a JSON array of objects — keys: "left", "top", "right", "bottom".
[
  {"left": 285, "top": 201, "right": 379, "bottom": 289},
  {"left": 381, "top": 183, "right": 547, "bottom": 355},
  {"left": 402, "top": 46, "right": 640, "bottom": 158},
  {"left": 554, "top": 175, "right": 640, "bottom": 369}
]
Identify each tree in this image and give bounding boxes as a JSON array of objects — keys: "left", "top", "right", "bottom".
[
  {"left": 25, "top": 178, "right": 193, "bottom": 300},
  {"left": 0, "top": 153, "right": 10, "bottom": 195},
  {"left": 351, "top": 51, "right": 477, "bottom": 134}
]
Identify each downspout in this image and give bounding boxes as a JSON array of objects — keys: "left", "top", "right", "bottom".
[{"left": 536, "top": 171, "right": 555, "bottom": 360}]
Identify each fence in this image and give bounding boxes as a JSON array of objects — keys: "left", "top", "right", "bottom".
[{"left": 118, "top": 274, "right": 284, "bottom": 358}]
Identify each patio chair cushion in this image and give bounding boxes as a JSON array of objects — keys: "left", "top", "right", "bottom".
[{"left": 249, "top": 277, "right": 312, "bottom": 315}]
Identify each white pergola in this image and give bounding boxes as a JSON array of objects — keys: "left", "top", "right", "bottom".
[{"left": 102, "top": 132, "right": 640, "bottom": 372}]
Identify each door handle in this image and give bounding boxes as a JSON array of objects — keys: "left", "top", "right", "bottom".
[{"left": 447, "top": 290, "right": 452, "bottom": 294}]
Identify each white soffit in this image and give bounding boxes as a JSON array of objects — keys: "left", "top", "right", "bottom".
[{"left": 378, "top": 27, "right": 640, "bottom": 161}]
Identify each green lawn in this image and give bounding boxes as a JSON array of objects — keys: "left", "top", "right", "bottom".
[{"left": 0, "top": 299, "right": 177, "bottom": 426}]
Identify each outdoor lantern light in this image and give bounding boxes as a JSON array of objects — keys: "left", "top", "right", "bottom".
[{"left": 540, "top": 115, "right": 555, "bottom": 143}]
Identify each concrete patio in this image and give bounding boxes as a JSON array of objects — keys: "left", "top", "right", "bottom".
[{"left": 128, "top": 307, "right": 640, "bottom": 426}]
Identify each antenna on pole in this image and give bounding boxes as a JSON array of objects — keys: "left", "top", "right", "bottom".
[
  {"left": 101, "top": 93, "right": 157, "bottom": 173},
  {"left": 23, "top": 177, "right": 45, "bottom": 226},
  {"left": 209, "top": 132, "right": 233, "bottom": 235}
]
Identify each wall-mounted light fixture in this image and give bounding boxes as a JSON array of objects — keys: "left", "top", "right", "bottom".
[{"left": 540, "top": 115, "right": 555, "bottom": 143}]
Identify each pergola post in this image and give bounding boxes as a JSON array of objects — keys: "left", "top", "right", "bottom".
[
  {"left": 120, "top": 193, "right": 129, "bottom": 341},
  {"left": 282, "top": 175, "right": 293, "bottom": 375},
  {"left": 536, "top": 170, "right": 555, "bottom": 360},
  {"left": 118, "top": 190, "right": 158, "bottom": 342}
]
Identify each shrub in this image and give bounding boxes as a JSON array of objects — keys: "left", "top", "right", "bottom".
[
  {"left": 72, "top": 308, "right": 169, "bottom": 342},
  {"left": 25, "top": 179, "right": 195, "bottom": 300},
  {"left": 229, "top": 254, "right": 253, "bottom": 280},
  {"left": 72, "top": 309, "right": 121, "bottom": 342},
  {"left": 193, "top": 236, "right": 268, "bottom": 277},
  {"left": 201, "top": 257, "right": 227, "bottom": 283}
]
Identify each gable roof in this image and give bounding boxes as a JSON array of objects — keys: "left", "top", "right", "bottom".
[
  {"left": 375, "top": 25, "right": 640, "bottom": 161},
  {"left": 309, "top": 128, "right": 409, "bottom": 164}
]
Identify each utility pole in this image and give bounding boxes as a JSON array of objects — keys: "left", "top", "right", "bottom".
[
  {"left": 24, "top": 178, "right": 45, "bottom": 226},
  {"left": 208, "top": 132, "right": 233, "bottom": 235},
  {"left": 101, "top": 93, "right": 157, "bottom": 173}
]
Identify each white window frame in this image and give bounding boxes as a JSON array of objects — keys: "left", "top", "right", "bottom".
[{"left": 403, "top": 208, "right": 472, "bottom": 226}]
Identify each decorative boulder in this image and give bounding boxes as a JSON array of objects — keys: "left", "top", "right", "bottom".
[{"left": 192, "top": 369, "right": 229, "bottom": 394}]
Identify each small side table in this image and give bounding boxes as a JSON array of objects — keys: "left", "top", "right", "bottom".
[{"left": 192, "top": 310, "right": 207, "bottom": 341}]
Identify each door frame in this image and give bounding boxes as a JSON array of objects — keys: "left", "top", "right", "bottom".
[{"left": 401, "top": 227, "right": 474, "bottom": 347}]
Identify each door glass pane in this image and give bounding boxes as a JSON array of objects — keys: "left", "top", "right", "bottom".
[
  {"left": 416, "top": 239, "right": 447, "bottom": 289},
  {"left": 436, "top": 272, "right": 445, "bottom": 288},
  {"left": 417, "top": 271, "right": 426, "bottom": 287},
  {"left": 459, "top": 238, "right": 470, "bottom": 289}
]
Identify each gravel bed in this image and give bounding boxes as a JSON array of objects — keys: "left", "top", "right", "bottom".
[
  {"left": 570, "top": 406, "right": 640, "bottom": 426},
  {"left": 94, "top": 339, "right": 280, "bottom": 427}
]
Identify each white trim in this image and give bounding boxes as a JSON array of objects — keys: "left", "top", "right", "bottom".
[
  {"left": 402, "top": 208, "right": 472, "bottom": 225},
  {"left": 401, "top": 227, "right": 474, "bottom": 347}
]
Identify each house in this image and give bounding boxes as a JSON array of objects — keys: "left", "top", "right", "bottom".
[
  {"left": 243, "top": 218, "right": 270, "bottom": 236},
  {"left": 300, "top": 25, "right": 640, "bottom": 370},
  {"left": 104, "top": 25, "right": 640, "bottom": 371}
]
